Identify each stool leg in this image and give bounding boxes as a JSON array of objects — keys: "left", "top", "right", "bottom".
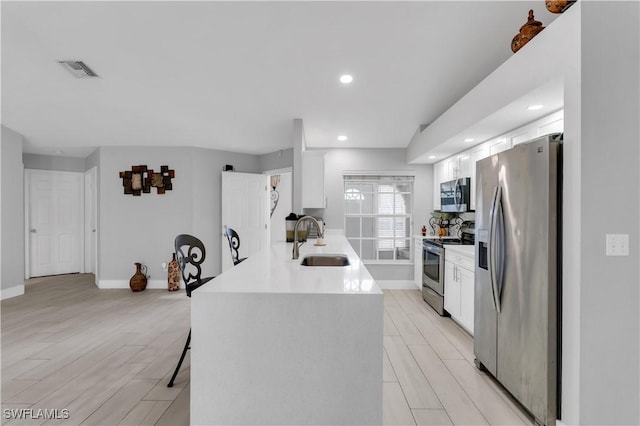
[{"left": 167, "top": 329, "right": 191, "bottom": 388}]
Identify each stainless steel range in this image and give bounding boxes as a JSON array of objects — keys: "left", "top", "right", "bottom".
[{"left": 422, "top": 233, "right": 474, "bottom": 315}]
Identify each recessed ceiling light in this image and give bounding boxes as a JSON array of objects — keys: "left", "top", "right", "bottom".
[
  {"left": 428, "top": 155, "right": 437, "bottom": 159},
  {"left": 339, "top": 74, "right": 353, "bottom": 84},
  {"left": 527, "top": 104, "right": 544, "bottom": 111},
  {"left": 464, "top": 138, "right": 474, "bottom": 142},
  {"left": 54, "top": 150, "right": 65, "bottom": 155},
  {"left": 337, "top": 135, "right": 348, "bottom": 142}
]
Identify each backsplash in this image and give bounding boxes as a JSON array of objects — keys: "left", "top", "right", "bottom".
[{"left": 423, "top": 211, "right": 476, "bottom": 237}]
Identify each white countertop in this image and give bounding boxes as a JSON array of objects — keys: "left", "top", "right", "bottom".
[
  {"left": 444, "top": 244, "right": 475, "bottom": 257},
  {"left": 196, "top": 234, "right": 381, "bottom": 295}
]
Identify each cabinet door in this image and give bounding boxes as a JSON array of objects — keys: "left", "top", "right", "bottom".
[
  {"left": 470, "top": 145, "right": 489, "bottom": 210},
  {"left": 414, "top": 238, "right": 423, "bottom": 289},
  {"left": 459, "top": 266, "right": 475, "bottom": 335},
  {"left": 457, "top": 154, "right": 471, "bottom": 179},
  {"left": 489, "top": 137, "right": 511, "bottom": 155},
  {"left": 536, "top": 109, "right": 564, "bottom": 136},
  {"left": 510, "top": 128, "right": 535, "bottom": 146},
  {"left": 302, "top": 152, "right": 325, "bottom": 208},
  {"left": 433, "top": 161, "right": 446, "bottom": 210},
  {"left": 445, "top": 158, "right": 457, "bottom": 180},
  {"left": 444, "top": 261, "right": 460, "bottom": 317}
]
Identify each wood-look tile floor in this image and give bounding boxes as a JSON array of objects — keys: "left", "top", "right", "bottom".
[{"left": 1, "top": 274, "right": 532, "bottom": 426}]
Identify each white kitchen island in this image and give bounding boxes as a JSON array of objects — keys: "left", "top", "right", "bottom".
[{"left": 190, "top": 234, "right": 383, "bottom": 425}]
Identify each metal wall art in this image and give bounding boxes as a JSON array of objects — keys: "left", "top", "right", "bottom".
[
  {"left": 270, "top": 174, "right": 280, "bottom": 217},
  {"left": 119, "top": 165, "right": 175, "bottom": 196}
]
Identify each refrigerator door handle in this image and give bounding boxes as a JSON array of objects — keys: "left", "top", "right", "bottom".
[
  {"left": 495, "top": 188, "right": 505, "bottom": 310},
  {"left": 489, "top": 185, "right": 504, "bottom": 313},
  {"left": 489, "top": 185, "right": 500, "bottom": 312}
]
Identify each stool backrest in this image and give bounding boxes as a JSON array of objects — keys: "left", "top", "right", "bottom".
[
  {"left": 223, "top": 226, "right": 243, "bottom": 266},
  {"left": 174, "top": 234, "right": 207, "bottom": 297}
]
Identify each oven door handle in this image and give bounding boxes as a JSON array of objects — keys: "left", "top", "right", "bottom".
[{"left": 489, "top": 185, "right": 503, "bottom": 313}]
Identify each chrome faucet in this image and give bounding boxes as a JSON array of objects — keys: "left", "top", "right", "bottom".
[{"left": 292, "top": 216, "right": 324, "bottom": 260}]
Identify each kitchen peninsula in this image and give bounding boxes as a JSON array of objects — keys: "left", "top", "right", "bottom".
[{"left": 190, "top": 233, "right": 383, "bottom": 425}]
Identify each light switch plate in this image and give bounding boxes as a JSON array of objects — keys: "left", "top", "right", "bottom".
[{"left": 606, "top": 234, "right": 629, "bottom": 256}]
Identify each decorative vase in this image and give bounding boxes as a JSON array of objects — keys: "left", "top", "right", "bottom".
[
  {"left": 168, "top": 253, "right": 180, "bottom": 292},
  {"left": 511, "top": 10, "right": 545, "bottom": 53},
  {"left": 130, "top": 262, "right": 148, "bottom": 292},
  {"left": 545, "top": 0, "right": 576, "bottom": 14}
]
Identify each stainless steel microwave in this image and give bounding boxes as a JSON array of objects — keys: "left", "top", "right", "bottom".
[{"left": 440, "top": 177, "right": 471, "bottom": 212}]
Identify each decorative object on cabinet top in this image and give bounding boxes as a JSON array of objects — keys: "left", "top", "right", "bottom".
[
  {"left": 545, "top": 0, "right": 576, "bottom": 14},
  {"left": 119, "top": 165, "right": 175, "bottom": 196},
  {"left": 511, "top": 9, "right": 545, "bottom": 53}
]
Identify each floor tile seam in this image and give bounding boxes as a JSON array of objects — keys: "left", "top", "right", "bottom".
[
  {"left": 477, "top": 374, "right": 533, "bottom": 425},
  {"left": 384, "top": 335, "right": 442, "bottom": 411},
  {"left": 9, "top": 346, "right": 144, "bottom": 407},
  {"left": 403, "top": 343, "right": 448, "bottom": 416},
  {"left": 434, "top": 354, "right": 493, "bottom": 426},
  {"left": 382, "top": 347, "right": 400, "bottom": 383},
  {"left": 390, "top": 380, "right": 419, "bottom": 426}
]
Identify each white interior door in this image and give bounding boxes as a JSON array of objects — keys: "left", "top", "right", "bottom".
[
  {"left": 84, "top": 167, "right": 97, "bottom": 278},
  {"left": 28, "top": 170, "right": 83, "bottom": 277},
  {"left": 221, "top": 171, "right": 269, "bottom": 272}
]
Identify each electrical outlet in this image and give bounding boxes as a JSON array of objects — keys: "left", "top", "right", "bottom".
[{"left": 606, "top": 234, "right": 629, "bottom": 256}]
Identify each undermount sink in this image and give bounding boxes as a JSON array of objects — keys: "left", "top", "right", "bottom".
[{"left": 300, "top": 254, "right": 350, "bottom": 267}]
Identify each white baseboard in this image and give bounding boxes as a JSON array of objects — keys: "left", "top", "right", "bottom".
[
  {"left": 376, "top": 280, "right": 420, "bottom": 290},
  {"left": 97, "top": 279, "right": 182, "bottom": 290},
  {"left": 1, "top": 284, "right": 25, "bottom": 300}
]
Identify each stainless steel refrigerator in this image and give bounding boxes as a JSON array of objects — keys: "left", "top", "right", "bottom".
[{"left": 474, "top": 134, "right": 561, "bottom": 426}]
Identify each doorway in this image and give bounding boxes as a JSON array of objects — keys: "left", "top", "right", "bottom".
[
  {"left": 84, "top": 167, "right": 97, "bottom": 282},
  {"left": 220, "top": 171, "right": 269, "bottom": 272},
  {"left": 25, "top": 170, "right": 83, "bottom": 278},
  {"left": 265, "top": 168, "right": 292, "bottom": 244}
]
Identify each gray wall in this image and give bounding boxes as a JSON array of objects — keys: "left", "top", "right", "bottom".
[
  {"left": 98, "top": 146, "right": 260, "bottom": 283},
  {"left": 292, "top": 119, "right": 304, "bottom": 213},
  {"left": 23, "top": 153, "right": 85, "bottom": 172},
  {"left": 1, "top": 125, "right": 24, "bottom": 292},
  {"left": 321, "top": 148, "right": 433, "bottom": 281},
  {"left": 259, "top": 148, "right": 293, "bottom": 172},
  {"left": 580, "top": 2, "right": 639, "bottom": 424},
  {"left": 85, "top": 148, "right": 100, "bottom": 171}
]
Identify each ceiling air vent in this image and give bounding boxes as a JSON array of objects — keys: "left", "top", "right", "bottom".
[{"left": 58, "top": 60, "right": 99, "bottom": 78}]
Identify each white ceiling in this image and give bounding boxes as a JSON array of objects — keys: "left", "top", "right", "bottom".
[{"left": 1, "top": 1, "right": 558, "bottom": 159}]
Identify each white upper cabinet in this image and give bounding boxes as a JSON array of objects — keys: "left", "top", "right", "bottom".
[
  {"left": 535, "top": 109, "right": 564, "bottom": 137},
  {"left": 433, "top": 161, "right": 447, "bottom": 210},
  {"left": 469, "top": 144, "right": 489, "bottom": 210},
  {"left": 302, "top": 151, "right": 326, "bottom": 209},
  {"left": 457, "top": 153, "right": 471, "bottom": 179},
  {"left": 432, "top": 110, "right": 564, "bottom": 212},
  {"left": 510, "top": 127, "right": 536, "bottom": 146},
  {"left": 489, "top": 137, "right": 511, "bottom": 154}
]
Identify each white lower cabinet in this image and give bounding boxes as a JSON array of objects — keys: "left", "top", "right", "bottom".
[
  {"left": 444, "top": 261, "right": 460, "bottom": 318},
  {"left": 414, "top": 237, "right": 423, "bottom": 289},
  {"left": 444, "top": 247, "right": 474, "bottom": 335},
  {"left": 458, "top": 266, "right": 475, "bottom": 333}
]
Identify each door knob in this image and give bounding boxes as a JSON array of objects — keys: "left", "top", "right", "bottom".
[
  {"left": 30, "top": 229, "right": 37, "bottom": 233},
  {"left": 92, "top": 229, "right": 96, "bottom": 232}
]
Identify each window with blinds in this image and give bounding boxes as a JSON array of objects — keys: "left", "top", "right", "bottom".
[{"left": 344, "top": 175, "right": 413, "bottom": 261}]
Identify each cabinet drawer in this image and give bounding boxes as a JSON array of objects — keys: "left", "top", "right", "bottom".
[{"left": 445, "top": 252, "right": 474, "bottom": 271}]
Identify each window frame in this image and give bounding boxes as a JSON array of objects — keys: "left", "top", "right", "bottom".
[{"left": 343, "top": 174, "right": 414, "bottom": 264}]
